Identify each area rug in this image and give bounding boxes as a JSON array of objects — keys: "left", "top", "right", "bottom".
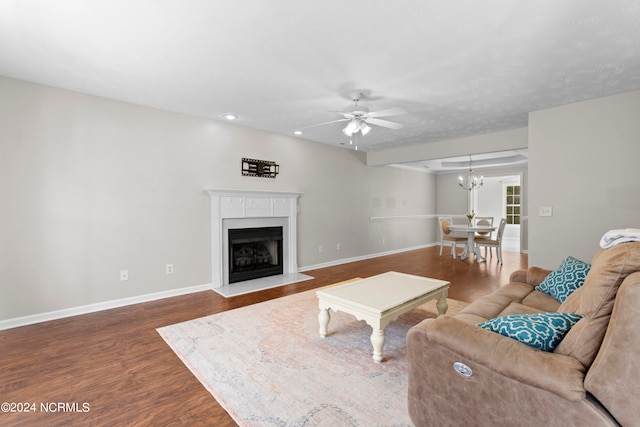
[{"left": 158, "top": 286, "right": 467, "bottom": 426}]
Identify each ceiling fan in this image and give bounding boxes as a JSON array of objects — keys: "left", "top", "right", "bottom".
[{"left": 297, "top": 92, "right": 407, "bottom": 137}]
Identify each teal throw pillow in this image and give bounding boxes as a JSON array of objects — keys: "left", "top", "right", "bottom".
[
  {"left": 535, "top": 256, "right": 591, "bottom": 302},
  {"left": 477, "top": 312, "right": 584, "bottom": 351}
]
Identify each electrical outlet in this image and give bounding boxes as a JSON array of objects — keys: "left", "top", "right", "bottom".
[
  {"left": 382, "top": 236, "right": 386, "bottom": 244},
  {"left": 120, "top": 270, "right": 128, "bottom": 281},
  {"left": 319, "top": 245, "right": 324, "bottom": 254},
  {"left": 336, "top": 243, "right": 341, "bottom": 250},
  {"left": 165, "top": 264, "right": 174, "bottom": 275},
  {"left": 538, "top": 206, "right": 553, "bottom": 217}
]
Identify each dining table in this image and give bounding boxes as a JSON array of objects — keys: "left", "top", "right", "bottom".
[{"left": 447, "top": 224, "right": 497, "bottom": 262}]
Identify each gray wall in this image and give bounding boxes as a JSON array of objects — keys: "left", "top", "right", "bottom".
[
  {"left": 0, "top": 77, "right": 436, "bottom": 321},
  {"left": 528, "top": 90, "right": 640, "bottom": 268},
  {"left": 476, "top": 176, "right": 505, "bottom": 220},
  {"left": 436, "top": 168, "right": 527, "bottom": 215},
  {"left": 4, "top": 74, "right": 639, "bottom": 322}
]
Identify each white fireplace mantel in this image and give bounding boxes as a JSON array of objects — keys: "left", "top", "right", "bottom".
[{"left": 207, "top": 189, "right": 303, "bottom": 291}]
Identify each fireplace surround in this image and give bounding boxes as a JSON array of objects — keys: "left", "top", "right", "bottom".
[{"left": 207, "top": 189, "right": 310, "bottom": 296}]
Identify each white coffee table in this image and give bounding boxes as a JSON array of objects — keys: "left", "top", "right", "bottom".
[{"left": 316, "top": 271, "right": 450, "bottom": 362}]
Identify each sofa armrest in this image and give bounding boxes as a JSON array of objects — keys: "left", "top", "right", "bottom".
[
  {"left": 583, "top": 272, "right": 640, "bottom": 427},
  {"left": 510, "top": 266, "right": 553, "bottom": 287},
  {"left": 408, "top": 315, "right": 586, "bottom": 401}
]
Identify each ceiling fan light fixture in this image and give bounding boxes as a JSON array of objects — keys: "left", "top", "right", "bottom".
[
  {"left": 304, "top": 91, "right": 407, "bottom": 141},
  {"left": 359, "top": 122, "right": 371, "bottom": 136},
  {"left": 342, "top": 119, "right": 359, "bottom": 136}
]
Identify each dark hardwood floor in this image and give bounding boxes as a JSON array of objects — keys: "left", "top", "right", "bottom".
[{"left": 0, "top": 246, "right": 527, "bottom": 426}]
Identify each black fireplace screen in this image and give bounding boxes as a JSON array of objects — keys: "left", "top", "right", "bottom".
[{"left": 228, "top": 226, "right": 283, "bottom": 283}]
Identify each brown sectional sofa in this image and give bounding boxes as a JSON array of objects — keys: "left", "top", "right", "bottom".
[{"left": 407, "top": 242, "right": 640, "bottom": 426}]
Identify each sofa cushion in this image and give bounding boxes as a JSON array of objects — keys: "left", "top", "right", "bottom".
[
  {"left": 555, "top": 242, "right": 640, "bottom": 367},
  {"left": 457, "top": 293, "right": 517, "bottom": 322},
  {"left": 457, "top": 280, "right": 562, "bottom": 324},
  {"left": 478, "top": 312, "right": 584, "bottom": 351},
  {"left": 521, "top": 290, "right": 562, "bottom": 312},
  {"left": 535, "top": 256, "right": 591, "bottom": 302},
  {"left": 498, "top": 302, "right": 549, "bottom": 316}
]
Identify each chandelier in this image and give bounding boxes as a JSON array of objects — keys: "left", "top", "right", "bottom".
[{"left": 458, "top": 155, "right": 484, "bottom": 191}]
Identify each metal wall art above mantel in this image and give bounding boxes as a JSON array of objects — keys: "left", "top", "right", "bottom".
[{"left": 242, "top": 158, "right": 279, "bottom": 178}]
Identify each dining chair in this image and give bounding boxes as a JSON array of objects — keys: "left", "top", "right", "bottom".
[
  {"left": 438, "top": 217, "right": 467, "bottom": 259},
  {"left": 474, "top": 216, "right": 494, "bottom": 256},
  {"left": 475, "top": 218, "right": 507, "bottom": 264}
]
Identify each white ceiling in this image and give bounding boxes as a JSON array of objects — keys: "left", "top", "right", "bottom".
[
  {"left": 401, "top": 149, "right": 529, "bottom": 173},
  {"left": 1, "top": 1, "right": 640, "bottom": 158}
]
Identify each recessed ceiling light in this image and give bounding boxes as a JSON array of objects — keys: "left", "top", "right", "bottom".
[
  {"left": 223, "top": 114, "right": 238, "bottom": 121},
  {"left": 293, "top": 130, "right": 303, "bottom": 135}
]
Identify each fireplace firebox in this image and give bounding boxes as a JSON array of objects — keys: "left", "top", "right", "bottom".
[{"left": 228, "top": 226, "right": 283, "bottom": 284}]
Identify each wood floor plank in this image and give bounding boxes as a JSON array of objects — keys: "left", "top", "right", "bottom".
[{"left": 0, "top": 246, "right": 527, "bottom": 426}]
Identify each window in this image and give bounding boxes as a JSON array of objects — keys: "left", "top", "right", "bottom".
[{"left": 505, "top": 185, "right": 521, "bottom": 225}]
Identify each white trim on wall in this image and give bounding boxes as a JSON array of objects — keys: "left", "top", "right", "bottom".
[
  {"left": 0, "top": 283, "right": 211, "bottom": 331},
  {"left": 300, "top": 243, "right": 437, "bottom": 271},
  {"left": 369, "top": 214, "right": 437, "bottom": 221},
  {"left": 369, "top": 214, "right": 467, "bottom": 221},
  {"left": 0, "top": 243, "right": 441, "bottom": 330}
]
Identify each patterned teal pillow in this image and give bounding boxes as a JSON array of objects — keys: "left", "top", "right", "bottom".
[
  {"left": 477, "top": 312, "right": 583, "bottom": 351},
  {"left": 535, "top": 256, "right": 591, "bottom": 302}
]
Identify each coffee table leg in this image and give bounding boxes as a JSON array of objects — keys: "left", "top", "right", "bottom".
[
  {"left": 370, "top": 329, "right": 385, "bottom": 363},
  {"left": 318, "top": 308, "right": 330, "bottom": 338},
  {"left": 436, "top": 293, "right": 448, "bottom": 315}
]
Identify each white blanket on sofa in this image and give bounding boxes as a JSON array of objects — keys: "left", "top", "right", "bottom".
[{"left": 600, "top": 228, "right": 640, "bottom": 248}]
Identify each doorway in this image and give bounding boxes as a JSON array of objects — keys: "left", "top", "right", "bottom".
[{"left": 473, "top": 174, "right": 522, "bottom": 252}]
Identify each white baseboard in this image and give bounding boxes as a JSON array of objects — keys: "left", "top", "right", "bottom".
[
  {"left": 0, "top": 283, "right": 212, "bottom": 331},
  {"left": 299, "top": 243, "right": 437, "bottom": 272},
  {"left": 0, "top": 243, "right": 441, "bottom": 331}
]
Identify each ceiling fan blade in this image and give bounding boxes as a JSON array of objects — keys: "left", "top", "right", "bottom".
[
  {"left": 367, "top": 107, "right": 407, "bottom": 118},
  {"left": 300, "top": 118, "right": 348, "bottom": 130},
  {"left": 328, "top": 110, "right": 357, "bottom": 119},
  {"left": 365, "top": 117, "right": 404, "bottom": 130}
]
